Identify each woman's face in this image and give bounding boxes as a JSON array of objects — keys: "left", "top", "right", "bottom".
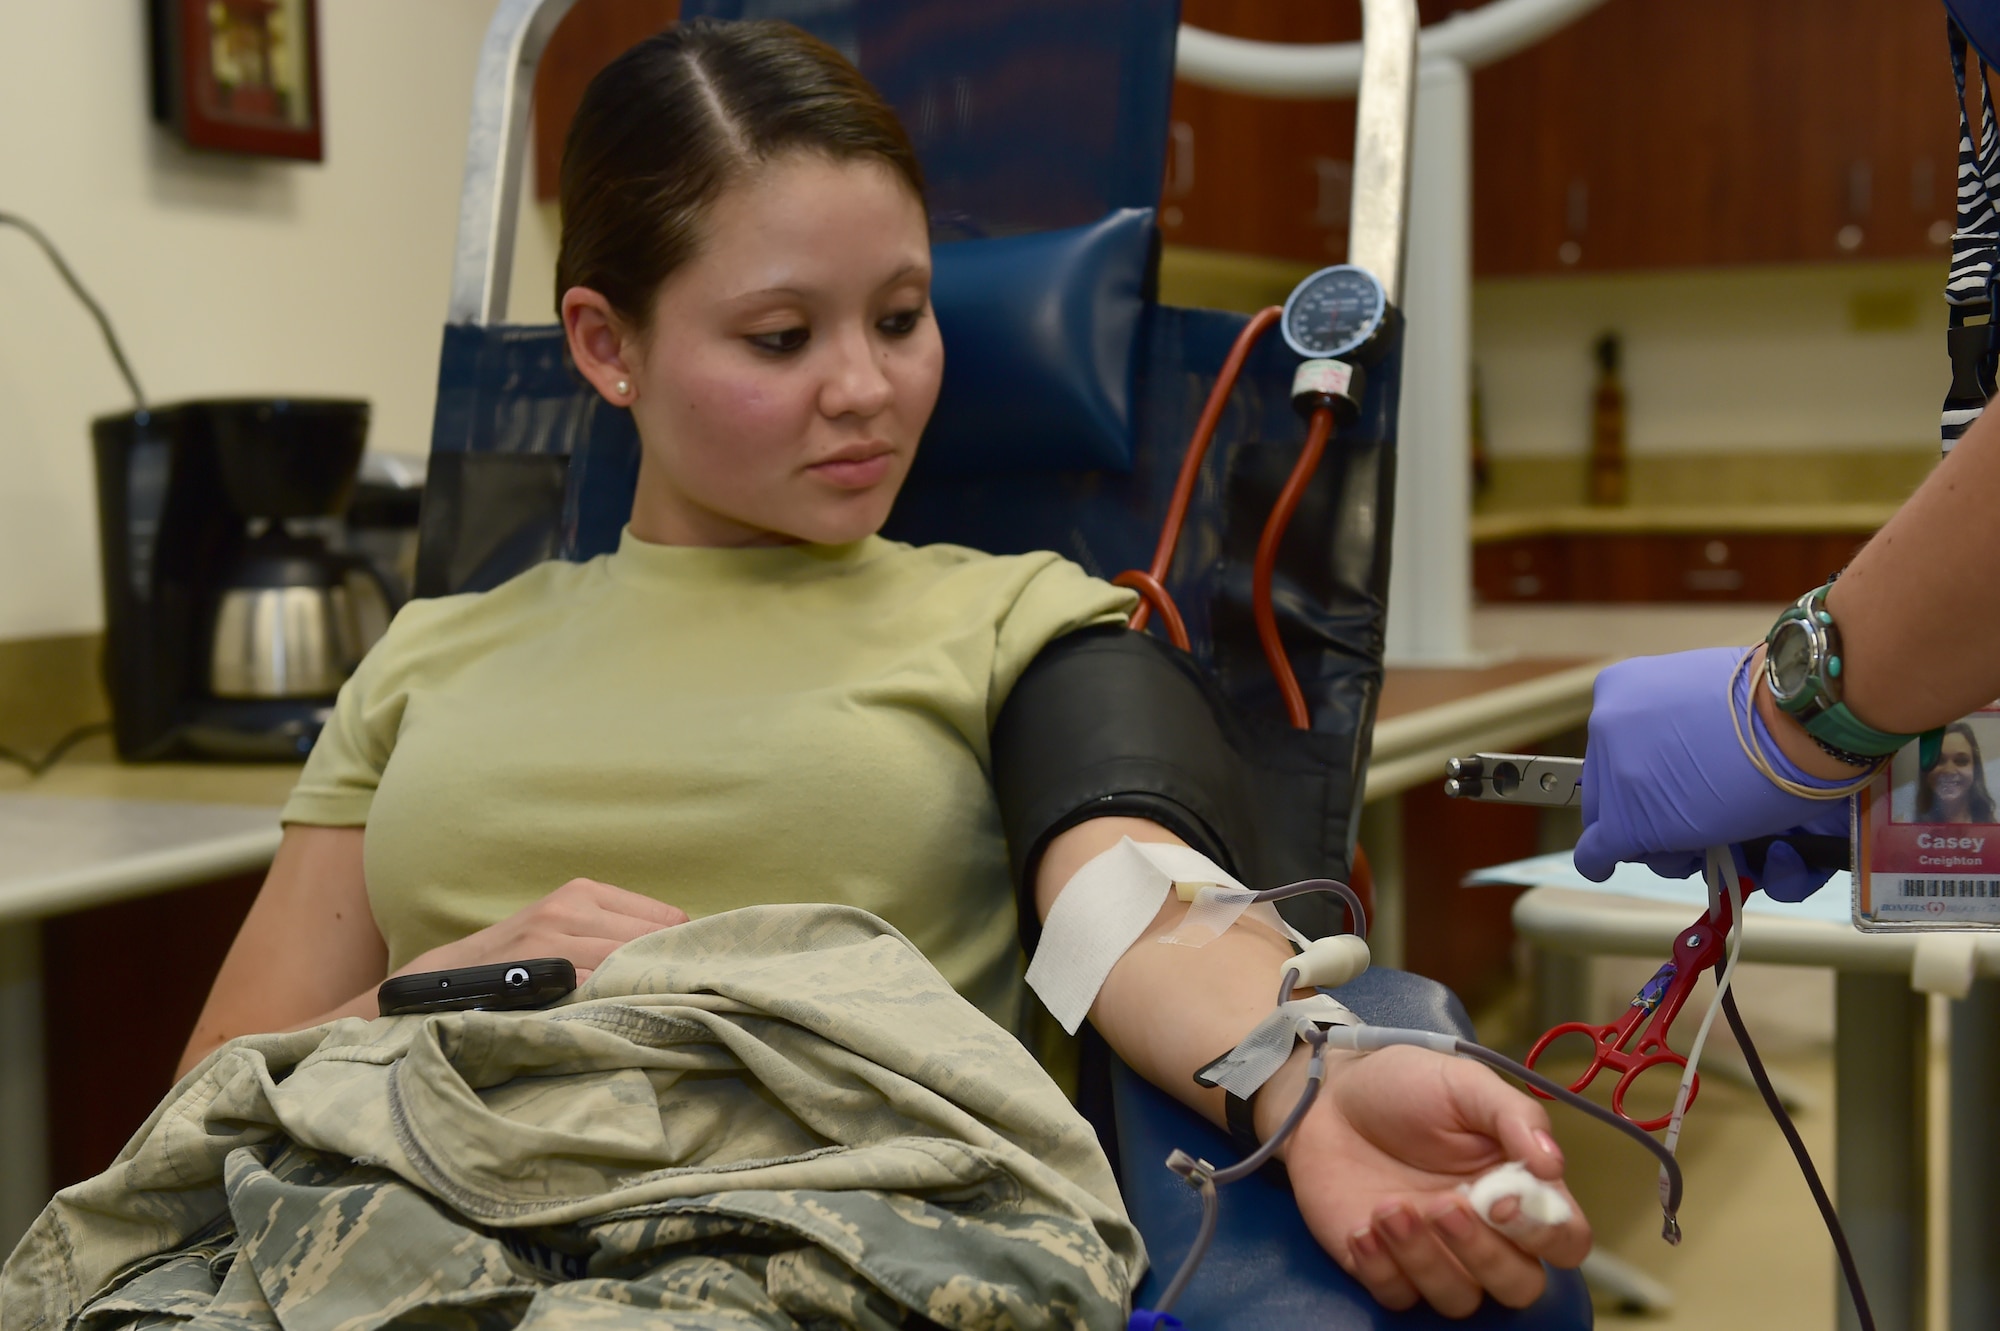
[
  {"left": 566, "top": 152, "right": 940, "bottom": 547},
  {"left": 1929, "top": 731, "right": 1979, "bottom": 817}
]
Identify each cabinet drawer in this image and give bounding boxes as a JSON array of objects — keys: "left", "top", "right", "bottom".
[
  {"left": 1473, "top": 536, "right": 1568, "bottom": 601},
  {"left": 1475, "top": 531, "right": 1874, "bottom": 604}
]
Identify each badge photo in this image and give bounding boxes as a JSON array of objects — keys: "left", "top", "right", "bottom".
[{"left": 1856, "top": 704, "right": 2000, "bottom": 928}]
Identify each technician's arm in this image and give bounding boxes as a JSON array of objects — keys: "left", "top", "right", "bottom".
[
  {"left": 1036, "top": 816, "right": 1587, "bottom": 1316},
  {"left": 1578, "top": 407, "right": 2000, "bottom": 887},
  {"left": 1784, "top": 405, "right": 2000, "bottom": 770}
]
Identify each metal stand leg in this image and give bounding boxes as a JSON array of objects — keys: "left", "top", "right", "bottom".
[
  {"left": 1577, "top": 1248, "right": 1674, "bottom": 1314},
  {"left": 1950, "top": 979, "right": 2000, "bottom": 1331},
  {"left": 1836, "top": 971, "right": 1927, "bottom": 1331},
  {"left": 1532, "top": 947, "right": 1590, "bottom": 1035},
  {"left": 0, "top": 920, "right": 47, "bottom": 1255}
]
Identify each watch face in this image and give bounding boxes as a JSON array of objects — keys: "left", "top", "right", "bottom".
[{"left": 1767, "top": 619, "right": 1815, "bottom": 702}]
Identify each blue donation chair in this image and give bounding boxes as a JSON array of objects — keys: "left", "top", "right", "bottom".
[{"left": 414, "top": 2, "right": 1591, "bottom": 1326}]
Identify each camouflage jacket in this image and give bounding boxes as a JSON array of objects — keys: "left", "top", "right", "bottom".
[{"left": 1, "top": 905, "right": 1144, "bottom": 1330}]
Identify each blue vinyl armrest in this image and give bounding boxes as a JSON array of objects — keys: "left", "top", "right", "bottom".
[{"left": 1111, "top": 967, "right": 1592, "bottom": 1329}]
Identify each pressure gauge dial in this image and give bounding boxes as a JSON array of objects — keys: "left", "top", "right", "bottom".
[{"left": 1280, "top": 264, "right": 1390, "bottom": 362}]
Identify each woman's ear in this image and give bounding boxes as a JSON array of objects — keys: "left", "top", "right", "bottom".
[{"left": 561, "top": 287, "right": 639, "bottom": 406}]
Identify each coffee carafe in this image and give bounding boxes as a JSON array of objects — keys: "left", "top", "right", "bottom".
[
  {"left": 207, "top": 529, "right": 390, "bottom": 700},
  {"left": 203, "top": 400, "right": 390, "bottom": 704},
  {"left": 93, "top": 397, "right": 387, "bottom": 761}
]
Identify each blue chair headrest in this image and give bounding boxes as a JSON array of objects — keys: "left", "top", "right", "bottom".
[{"left": 920, "top": 206, "right": 1154, "bottom": 476}]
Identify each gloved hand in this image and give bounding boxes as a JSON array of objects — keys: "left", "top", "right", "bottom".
[
  {"left": 1574, "top": 646, "right": 1854, "bottom": 901},
  {"left": 1738, "top": 800, "right": 1851, "bottom": 903}
]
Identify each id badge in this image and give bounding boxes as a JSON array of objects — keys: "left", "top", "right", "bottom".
[{"left": 1854, "top": 703, "right": 2000, "bottom": 930}]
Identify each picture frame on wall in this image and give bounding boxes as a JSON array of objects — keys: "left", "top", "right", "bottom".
[{"left": 150, "top": 0, "right": 324, "bottom": 161}]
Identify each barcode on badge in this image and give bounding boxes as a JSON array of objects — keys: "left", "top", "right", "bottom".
[{"left": 1899, "top": 878, "right": 2000, "bottom": 898}]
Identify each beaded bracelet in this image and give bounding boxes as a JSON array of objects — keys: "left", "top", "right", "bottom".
[{"left": 1727, "top": 647, "right": 1881, "bottom": 801}]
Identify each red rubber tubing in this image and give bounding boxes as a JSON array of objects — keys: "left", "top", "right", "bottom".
[
  {"left": 1111, "top": 570, "right": 1191, "bottom": 651},
  {"left": 1252, "top": 407, "right": 1335, "bottom": 731},
  {"left": 1126, "top": 305, "right": 1284, "bottom": 636}
]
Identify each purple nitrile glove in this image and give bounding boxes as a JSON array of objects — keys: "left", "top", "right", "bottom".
[{"left": 1574, "top": 646, "right": 1854, "bottom": 902}]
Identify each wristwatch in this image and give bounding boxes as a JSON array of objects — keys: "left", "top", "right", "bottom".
[{"left": 1763, "top": 583, "right": 1917, "bottom": 764}]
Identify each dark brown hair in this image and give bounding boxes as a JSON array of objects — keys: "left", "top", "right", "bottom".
[{"left": 555, "top": 18, "right": 926, "bottom": 328}]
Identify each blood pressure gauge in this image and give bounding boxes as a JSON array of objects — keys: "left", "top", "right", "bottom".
[{"left": 1279, "top": 264, "right": 1390, "bottom": 363}]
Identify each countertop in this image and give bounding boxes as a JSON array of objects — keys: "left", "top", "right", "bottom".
[
  {"left": 1471, "top": 503, "right": 1897, "bottom": 542},
  {"left": 0, "top": 732, "right": 294, "bottom": 925},
  {"left": 0, "top": 793, "right": 279, "bottom": 925}
]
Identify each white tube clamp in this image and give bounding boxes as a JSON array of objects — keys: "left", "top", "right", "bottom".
[{"left": 1284, "top": 934, "right": 1371, "bottom": 991}]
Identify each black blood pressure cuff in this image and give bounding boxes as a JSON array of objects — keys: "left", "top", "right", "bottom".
[{"left": 992, "top": 625, "right": 1358, "bottom": 956}]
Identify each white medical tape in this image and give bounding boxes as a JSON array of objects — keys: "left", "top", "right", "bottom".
[
  {"left": 1460, "top": 1161, "right": 1573, "bottom": 1244},
  {"left": 1134, "top": 840, "right": 1244, "bottom": 895},
  {"left": 1162, "top": 884, "right": 1313, "bottom": 951},
  {"left": 1196, "top": 994, "right": 1362, "bottom": 1099},
  {"left": 1027, "top": 838, "right": 1236, "bottom": 1034}
]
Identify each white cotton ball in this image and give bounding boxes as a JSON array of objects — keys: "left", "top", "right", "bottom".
[{"left": 1458, "top": 1160, "right": 1573, "bottom": 1243}]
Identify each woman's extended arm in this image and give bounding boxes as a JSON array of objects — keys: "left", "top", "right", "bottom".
[
  {"left": 1035, "top": 816, "right": 1588, "bottom": 1316},
  {"left": 177, "top": 825, "right": 388, "bottom": 1077},
  {"left": 178, "top": 827, "right": 693, "bottom": 1078}
]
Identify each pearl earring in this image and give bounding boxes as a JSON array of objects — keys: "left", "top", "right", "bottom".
[{"left": 614, "top": 379, "right": 630, "bottom": 397}]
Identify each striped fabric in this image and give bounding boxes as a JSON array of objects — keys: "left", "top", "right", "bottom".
[{"left": 1945, "top": 20, "right": 2000, "bottom": 453}]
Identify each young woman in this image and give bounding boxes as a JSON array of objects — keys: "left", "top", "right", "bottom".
[
  {"left": 179, "top": 20, "right": 1589, "bottom": 1317},
  {"left": 1918, "top": 722, "right": 1998, "bottom": 824}
]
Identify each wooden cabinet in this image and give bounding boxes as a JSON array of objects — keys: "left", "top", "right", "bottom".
[
  {"left": 42, "top": 873, "right": 261, "bottom": 1189},
  {"left": 1474, "top": 530, "right": 1872, "bottom": 603},
  {"left": 1472, "top": 0, "right": 1957, "bottom": 273},
  {"left": 1172, "top": 0, "right": 1954, "bottom": 274},
  {"left": 532, "top": 0, "right": 680, "bottom": 201},
  {"left": 531, "top": 2, "right": 1950, "bottom": 271},
  {"left": 1165, "top": 0, "right": 1465, "bottom": 264}
]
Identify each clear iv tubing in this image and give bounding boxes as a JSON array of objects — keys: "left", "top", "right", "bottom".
[
  {"left": 1151, "top": 1015, "right": 1688, "bottom": 1316},
  {"left": 1659, "top": 849, "right": 1746, "bottom": 1206},
  {"left": 1257, "top": 877, "right": 1368, "bottom": 943},
  {"left": 1147, "top": 878, "right": 1686, "bottom": 1317}
]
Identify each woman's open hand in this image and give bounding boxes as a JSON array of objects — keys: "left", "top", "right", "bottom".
[
  {"left": 1274, "top": 1044, "right": 1591, "bottom": 1317},
  {"left": 398, "top": 877, "right": 688, "bottom": 983}
]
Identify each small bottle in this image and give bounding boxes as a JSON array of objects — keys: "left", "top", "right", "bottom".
[{"left": 1588, "top": 332, "right": 1627, "bottom": 506}]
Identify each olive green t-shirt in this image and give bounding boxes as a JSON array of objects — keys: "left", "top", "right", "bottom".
[{"left": 282, "top": 528, "right": 1136, "bottom": 1029}]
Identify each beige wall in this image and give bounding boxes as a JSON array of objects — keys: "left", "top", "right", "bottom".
[
  {"left": 0, "top": 1, "right": 561, "bottom": 642},
  {"left": 1474, "top": 259, "right": 1946, "bottom": 459}
]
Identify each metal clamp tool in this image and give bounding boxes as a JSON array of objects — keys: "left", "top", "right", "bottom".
[{"left": 1443, "top": 752, "right": 1582, "bottom": 808}]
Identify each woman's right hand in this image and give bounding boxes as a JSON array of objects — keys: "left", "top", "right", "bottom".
[{"left": 398, "top": 877, "right": 689, "bottom": 983}]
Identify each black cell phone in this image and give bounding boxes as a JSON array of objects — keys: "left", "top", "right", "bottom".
[{"left": 377, "top": 958, "right": 577, "bottom": 1016}]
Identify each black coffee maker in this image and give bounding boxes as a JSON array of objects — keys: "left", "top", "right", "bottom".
[{"left": 93, "top": 397, "right": 388, "bottom": 761}]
